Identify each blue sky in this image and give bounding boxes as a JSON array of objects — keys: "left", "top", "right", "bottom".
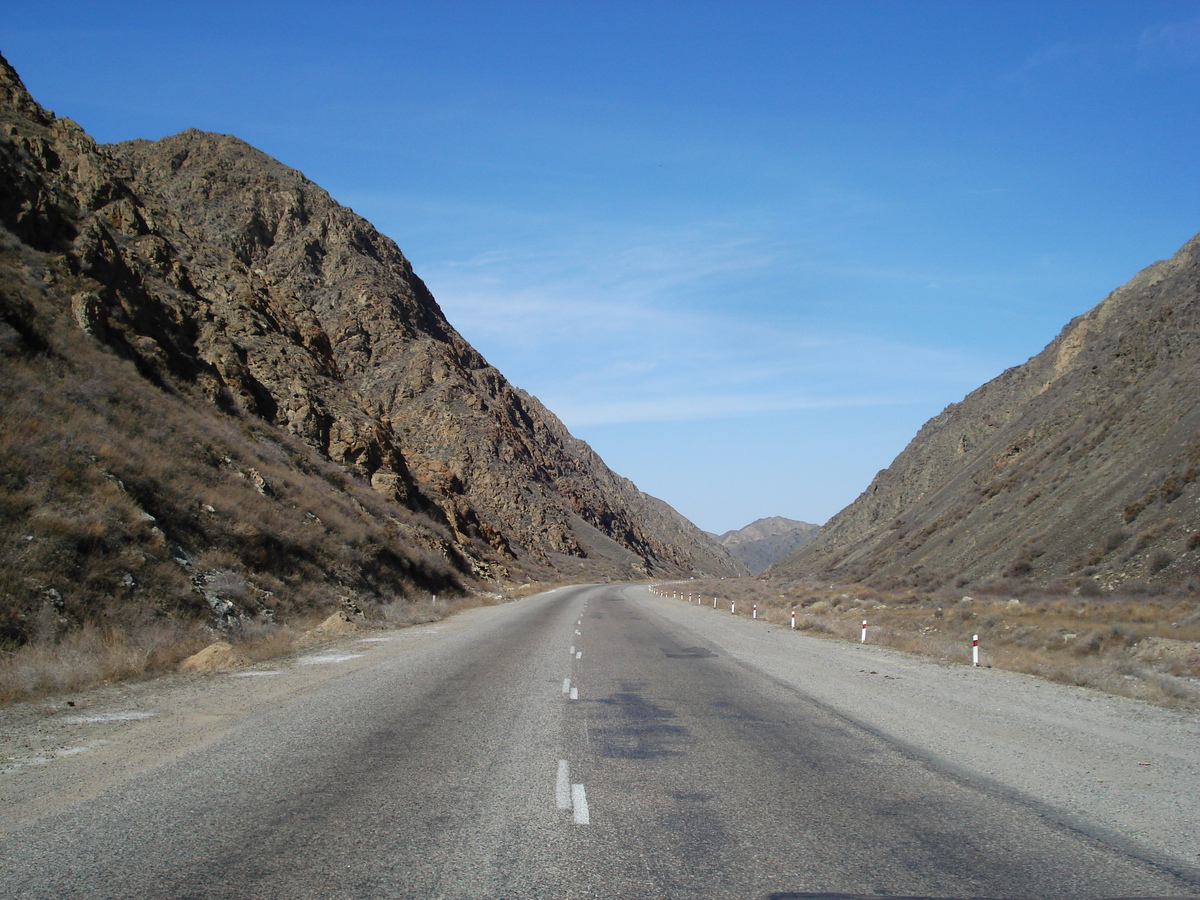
[{"left": 4, "top": 2, "right": 1199, "bottom": 533}]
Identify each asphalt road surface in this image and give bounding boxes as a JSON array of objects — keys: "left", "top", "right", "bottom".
[{"left": 1, "top": 584, "right": 1196, "bottom": 899}]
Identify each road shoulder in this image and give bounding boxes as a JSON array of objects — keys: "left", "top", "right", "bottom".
[{"left": 632, "top": 586, "right": 1200, "bottom": 879}]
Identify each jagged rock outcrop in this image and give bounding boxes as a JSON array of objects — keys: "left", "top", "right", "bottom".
[
  {"left": 716, "top": 517, "right": 820, "bottom": 574},
  {"left": 772, "top": 233, "right": 1200, "bottom": 593},
  {"left": 0, "top": 55, "right": 740, "bottom": 640},
  {"left": 107, "top": 128, "right": 741, "bottom": 579}
]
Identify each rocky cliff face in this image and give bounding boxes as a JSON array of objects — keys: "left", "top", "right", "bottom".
[
  {"left": 716, "top": 517, "right": 820, "bottom": 574},
  {"left": 771, "top": 233, "right": 1200, "bottom": 593},
  {"left": 0, "top": 56, "right": 740, "bottom": 640}
]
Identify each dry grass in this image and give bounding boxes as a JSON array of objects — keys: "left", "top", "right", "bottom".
[
  {"left": 655, "top": 577, "right": 1200, "bottom": 710},
  {"left": 0, "top": 233, "right": 493, "bottom": 699},
  {"left": 0, "top": 587, "right": 515, "bottom": 704},
  {"left": 0, "top": 621, "right": 209, "bottom": 704}
]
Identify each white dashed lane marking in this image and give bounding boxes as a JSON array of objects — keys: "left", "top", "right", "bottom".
[
  {"left": 2, "top": 739, "right": 111, "bottom": 775},
  {"left": 556, "top": 759, "right": 571, "bottom": 809},
  {"left": 572, "top": 783, "right": 590, "bottom": 824},
  {"left": 299, "top": 653, "right": 363, "bottom": 665},
  {"left": 555, "top": 760, "right": 591, "bottom": 825},
  {"left": 55, "top": 740, "right": 109, "bottom": 757}
]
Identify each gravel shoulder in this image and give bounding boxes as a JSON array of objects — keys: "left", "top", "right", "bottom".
[
  {"left": 0, "top": 601, "right": 516, "bottom": 834},
  {"left": 633, "top": 587, "right": 1200, "bottom": 879},
  {"left": 3, "top": 585, "right": 1197, "bottom": 883}
]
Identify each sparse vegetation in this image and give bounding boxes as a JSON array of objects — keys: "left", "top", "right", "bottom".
[
  {"left": 0, "top": 590, "right": 507, "bottom": 705},
  {"left": 1, "top": 59, "right": 739, "bottom": 708},
  {"left": 655, "top": 577, "right": 1200, "bottom": 710},
  {"left": 0, "top": 236, "right": 491, "bottom": 703}
]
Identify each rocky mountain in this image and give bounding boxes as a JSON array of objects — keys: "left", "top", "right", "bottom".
[
  {"left": 716, "top": 517, "right": 820, "bottom": 574},
  {"left": 0, "top": 56, "right": 742, "bottom": 643},
  {"left": 771, "top": 232, "right": 1200, "bottom": 594}
]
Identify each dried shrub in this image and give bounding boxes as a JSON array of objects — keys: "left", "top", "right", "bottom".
[
  {"left": 1124, "top": 500, "right": 1146, "bottom": 523},
  {"left": 654, "top": 576, "right": 1200, "bottom": 709},
  {"left": 1149, "top": 550, "right": 1174, "bottom": 573}
]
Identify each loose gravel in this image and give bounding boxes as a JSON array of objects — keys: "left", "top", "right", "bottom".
[{"left": 635, "top": 587, "right": 1200, "bottom": 879}]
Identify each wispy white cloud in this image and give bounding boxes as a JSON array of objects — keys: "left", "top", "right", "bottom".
[
  {"left": 1003, "top": 41, "right": 1104, "bottom": 84},
  {"left": 1137, "top": 16, "right": 1200, "bottom": 69},
  {"left": 418, "top": 218, "right": 1000, "bottom": 432},
  {"left": 541, "top": 389, "right": 918, "bottom": 428},
  {"left": 1004, "top": 14, "right": 1200, "bottom": 86}
]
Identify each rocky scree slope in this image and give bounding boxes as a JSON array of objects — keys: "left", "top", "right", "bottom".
[
  {"left": 771, "top": 233, "right": 1200, "bottom": 594},
  {"left": 0, "top": 57, "right": 740, "bottom": 643},
  {"left": 716, "top": 517, "right": 820, "bottom": 574},
  {"left": 110, "top": 128, "right": 740, "bottom": 581}
]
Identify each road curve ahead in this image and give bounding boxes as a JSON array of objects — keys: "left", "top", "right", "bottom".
[{"left": 1, "top": 584, "right": 1195, "bottom": 899}]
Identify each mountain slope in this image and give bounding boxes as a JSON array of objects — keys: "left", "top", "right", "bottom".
[
  {"left": 110, "top": 127, "right": 741, "bottom": 579},
  {"left": 0, "top": 56, "right": 741, "bottom": 642},
  {"left": 771, "top": 233, "right": 1200, "bottom": 593},
  {"left": 717, "top": 517, "right": 820, "bottom": 574}
]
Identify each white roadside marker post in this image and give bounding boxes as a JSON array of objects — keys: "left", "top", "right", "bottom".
[
  {"left": 731, "top": 600, "right": 736, "bottom": 615},
  {"left": 753, "top": 604, "right": 757, "bottom": 619},
  {"left": 861, "top": 620, "right": 867, "bottom": 643},
  {"left": 973, "top": 634, "right": 980, "bottom": 667},
  {"left": 713, "top": 596, "right": 717, "bottom": 609},
  {"left": 791, "top": 610, "right": 796, "bottom": 630}
]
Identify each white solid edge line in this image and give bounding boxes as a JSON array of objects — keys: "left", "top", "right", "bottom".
[
  {"left": 562, "top": 677, "right": 571, "bottom": 694},
  {"left": 572, "top": 783, "right": 590, "bottom": 824},
  {"left": 556, "top": 760, "right": 571, "bottom": 810}
]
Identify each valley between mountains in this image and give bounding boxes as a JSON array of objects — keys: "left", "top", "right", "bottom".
[
  {"left": 1, "top": 43, "right": 1198, "bottom": 900},
  {"left": 0, "top": 52, "right": 741, "bottom": 673}
]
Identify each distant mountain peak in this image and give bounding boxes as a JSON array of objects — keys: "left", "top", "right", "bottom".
[{"left": 717, "top": 517, "right": 820, "bottom": 574}]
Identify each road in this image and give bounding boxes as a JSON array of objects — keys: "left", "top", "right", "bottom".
[{"left": 1, "top": 584, "right": 1196, "bottom": 899}]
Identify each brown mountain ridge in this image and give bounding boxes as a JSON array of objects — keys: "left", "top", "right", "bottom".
[
  {"left": 716, "top": 517, "right": 819, "bottom": 574},
  {"left": 0, "top": 56, "right": 743, "bottom": 644},
  {"left": 771, "top": 231, "right": 1200, "bottom": 594}
]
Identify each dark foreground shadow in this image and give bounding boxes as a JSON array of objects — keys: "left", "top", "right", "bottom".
[{"left": 769, "top": 895, "right": 1199, "bottom": 900}]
